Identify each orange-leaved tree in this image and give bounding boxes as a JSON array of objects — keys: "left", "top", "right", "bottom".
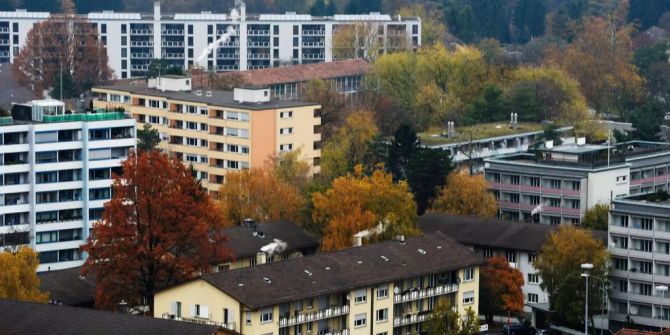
[
  {"left": 312, "top": 165, "right": 418, "bottom": 251},
  {"left": 0, "top": 246, "right": 48, "bottom": 303},
  {"left": 218, "top": 164, "right": 306, "bottom": 226},
  {"left": 431, "top": 171, "right": 497, "bottom": 218},
  {"left": 479, "top": 256, "right": 524, "bottom": 322},
  {"left": 82, "top": 150, "right": 230, "bottom": 311}
]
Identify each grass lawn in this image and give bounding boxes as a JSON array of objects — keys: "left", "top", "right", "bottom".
[{"left": 418, "top": 122, "right": 546, "bottom": 146}]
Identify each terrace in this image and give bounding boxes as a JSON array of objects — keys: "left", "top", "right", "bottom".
[{"left": 418, "top": 122, "right": 546, "bottom": 146}]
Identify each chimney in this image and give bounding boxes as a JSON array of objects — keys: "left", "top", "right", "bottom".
[
  {"left": 353, "top": 235, "right": 362, "bottom": 247},
  {"left": 243, "top": 218, "right": 256, "bottom": 232},
  {"left": 397, "top": 235, "right": 405, "bottom": 244},
  {"left": 256, "top": 252, "right": 267, "bottom": 265}
]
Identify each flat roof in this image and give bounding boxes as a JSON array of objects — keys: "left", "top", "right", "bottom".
[
  {"left": 544, "top": 144, "right": 608, "bottom": 154},
  {"left": 223, "top": 221, "right": 318, "bottom": 260},
  {"left": 185, "top": 232, "right": 483, "bottom": 309},
  {"left": 94, "top": 83, "right": 318, "bottom": 110}
]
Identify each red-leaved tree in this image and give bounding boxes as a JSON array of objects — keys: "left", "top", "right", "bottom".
[
  {"left": 82, "top": 150, "right": 230, "bottom": 312},
  {"left": 479, "top": 256, "right": 525, "bottom": 322}
]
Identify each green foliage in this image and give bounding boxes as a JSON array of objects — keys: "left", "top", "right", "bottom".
[
  {"left": 631, "top": 100, "right": 664, "bottom": 141},
  {"left": 136, "top": 123, "right": 160, "bottom": 152},
  {"left": 512, "top": 0, "right": 546, "bottom": 43},
  {"left": 147, "top": 58, "right": 184, "bottom": 79},
  {"left": 465, "top": 84, "right": 506, "bottom": 124},
  {"left": 50, "top": 70, "right": 79, "bottom": 99},
  {"left": 310, "top": 0, "right": 326, "bottom": 16},
  {"left": 426, "top": 301, "right": 479, "bottom": 335},
  {"left": 581, "top": 203, "right": 609, "bottom": 230},
  {"left": 0, "top": 107, "right": 9, "bottom": 117}
]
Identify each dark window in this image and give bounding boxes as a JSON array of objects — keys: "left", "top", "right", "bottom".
[
  {"left": 121, "top": 24, "right": 127, "bottom": 34},
  {"left": 121, "top": 72, "right": 127, "bottom": 79},
  {"left": 121, "top": 36, "right": 127, "bottom": 46},
  {"left": 293, "top": 49, "right": 299, "bottom": 58},
  {"left": 188, "top": 25, "right": 193, "bottom": 34},
  {"left": 13, "top": 35, "right": 18, "bottom": 44},
  {"left": 188, "top": 49, "right": 193, "bottom": 58},
  {"left": 208, "top": 36, "right": 213, "bottom": 43},
  {"left": 273, "top": 37, "right": 279, "bottom": 46},
  {"left": 101, "top": 36, "right": 107, "bottom": 45},
  {"left": 208, "top": 25, "right": 213, "bottom": 34},
  {"left": 293, "top": 25, "right": 299, "bottom": 34},
  {"left": 293, "top": 37, "right": 298, "bottom": 47},
  {"left": 39, "top": 251, "right": 58, "bottom": 264},
  {"left": 89, "top": 208, "right": 104, "bottom": 221},
  {"left": 412, "top": 25, "right": 418, "bottom": 34},
  {"left": 121, "top": 48, "right": 127, "bottom": 58},
  {"left": 101, "top": 24, "right": 107, "bottom": 34},
  {"left": 12, "top": 22, "right": 18, "bottom": 32},
  {"left": 188, "top": 36, "right": 193, "bottom": 46},
  {"left": 273, "top": 25, "right": 279, "bottom": 34},
  {"left": 273, "top": 49, "right": 279, "bottom": 58}
]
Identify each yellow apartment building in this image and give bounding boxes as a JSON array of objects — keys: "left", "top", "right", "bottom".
[
  {"left": 154, "top": 233, "right": 484, "bottom": 335},
  {"left": 92, "top": 76, "right": 322, "bottom": 195}
]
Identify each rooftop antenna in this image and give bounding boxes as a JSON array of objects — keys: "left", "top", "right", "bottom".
[{"left": 59, "top": 62, "right": 63, "bottom": 101}]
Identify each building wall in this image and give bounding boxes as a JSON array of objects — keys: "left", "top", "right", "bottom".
[
  {"left": 0, "top": 116, "right": 135, "bottom": 271},
  {"left": 586, "top": 167, "right": 630, "bottom": 207}
]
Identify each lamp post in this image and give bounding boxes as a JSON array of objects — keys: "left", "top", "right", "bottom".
[
  {"left": 656, "top": 285, "right": 668, "bottom": 332},
  {"left": 582, "top": 263, "right": 594, "bottom": 335}
]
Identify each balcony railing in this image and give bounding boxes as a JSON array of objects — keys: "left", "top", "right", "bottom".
[
  {"left": 303, "top": 42, "right": 325, "bottom": 47},
  {"left": 131, "top": 64, "right": 149, "bottom": 71},
  {"left": 248, "top": 41, "right": 270, "bottom": 47},
  {"left": 498, "top": 201, "right": 537, "bottom": 211},
  {"left": 131, "top": 53, "right": 154, "bottom": 59},
  {"left": 162, "top": 29, "right": 184, "bottom": 35},
  {"left": 393, "top": 312, "right": 430, "bottom": 327},
  {"left": 217, "top": 30, "right": 239, "bottom": 36},
  {"left": 489, "top": 182, "right": 581, "bottom": 197},
  {"left": 0, "top": 51, "right": 9, "bottom": 57},
  {"left": 162, "top": 53, "right": 184, "bottom": 59},
  {"left": 0, "top": 27, "right": 8, "bottom": 33},
  {"left": 130, "top": 29, "right": 153, "bottom": 35},
  {"left": 217, "top": 53, "right": 239, "bottom": 59},
  {"left": 162, "top": 41, "right": 184, "bottom": 47},
  {"left": 248, "top": 53, "right": 270, "bottom": 59},
  {"left": 319, "top": 328, "right": 348, "bottom": 335},
  {"left": 0, "top": 116, "right": 13, "bottom": 126},
  {"left": 303, "top": 53, "right": 325, "bottom": 59},
  {"left": 130, "top": 41, "right": 153, "bottom": 47},
  {"left": 247, "top": 30, "right": 270, "bottom": 36},
  {"left": 0, "top": 40, "right": 8, "bottom": 46},
  {"left": 279, "top": 305, "right": 349, "bottom": 328},
  {"left": 631, "top": 175, "right": 669, "bottom": 186},
  {"left": 160, "top": 314, "right": 235, "bottom": 331},
  {"left": 394, "top": 284, "right": 459, "bottom": 304},
  {"left": 302, "top": 30, "right": 325, "bottom": 36},
  {"left": 542, "top": 206, "right": 580, "bottom": 215},
  {"left": 216, "top": 65, "right": 239, "bottom": 71}
]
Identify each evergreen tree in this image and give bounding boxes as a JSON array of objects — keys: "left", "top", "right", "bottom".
[
  {"left": 50, "top": 71, "right": 78, "bottom": 99},
  {"left": 631, "top": 100, "right": 664, "bottom": 141},
  {"left": 325, "top": 0, "right": 337, "bottom": 15},
  {"left": 513, "top": 0, "right": 546, "bottom": 42},
  {"left": 310, "top": 0, "right": 326, "bottom": 16}
]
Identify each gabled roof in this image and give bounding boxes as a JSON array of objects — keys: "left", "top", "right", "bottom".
[
  {"left": 223, "top": 220, "right": 319, "bottom": 259},
  {"left": 198, "top": 59, "right": 371, "bottom": 88},
  {"left": 195, "top": 232, "right": 484, "bottom": 309},
  {"left": 418, "top": 212, "right": 608, "bottom": 252},
  {"left": 38, "top": 267, "right": 95, "bottom": 307},
  {"left": 0, "top": 299, "right": 229, "bottom": 335}
]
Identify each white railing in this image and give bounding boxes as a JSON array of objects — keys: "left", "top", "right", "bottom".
[
  {"left": 162, "top": 41, "right": 184, "bottom": 47},
  {"left": 130, "top": 41, "right": 153, "bottom": 47},
  {"left": 131, "top": 64, "right": 149, "bottom": 70},
  {"left": 0, "top": 40, "right": 9, "bottom": 46},
  {"left": 162, "top": 53, "right": 184, "bottom": 59},
  {"left": 217, "top": 53, "right": 239, "bottom": 59},
  {"left": 0, "top": 51, "right": 8, "bottom": 57},
  {"left": 0, "top": 27, "right": 9, "bottom": 33},
  {"left": 248, "top": 53, "right": 270, "bottom": 59},
  {"left": 248, "top": 65, "right": 269, "bottom": 70},
  {"left": 393, "top": 313, "right": 429, "bottom": 327},
  {"left": 220, "top": 42, "right": 239, "bottom": 47},
  {"left": 279, "top": 305, "right": 349, "bottom": 328},
  {"left": 303, "top": 42, "right": 325, "bottom": 47},
  {"left": 393, "top": 283, "right": 459, "bottom": 304},
  {"left": 216, "top": 65, "right": 239, "bottom": 71},
  {"left": 217, "top": 30, "right": 238, "bottom": 35},
  {"left": 161, "top": 314, "right": 235, "bottom": 331},
  {"left": 248, "top": 41, "right": 270, "bottom": 47},
  {"left": 302, "top": 30, "right": 325, "bottom": 36},
  {"left": 320, "top": 328, "right": 349, "bottom": 335},
  {"left": 130, "top": 29, "right": 152, "bottom": 35},
  {"left": 162, "top": 29, "right": 184, "bottom": 35},
  {"left": 131, "top": 53, "right": 153, "bottom": 59},
  {"left": 247, "top": 30, "right": 270, "bottom": 36},
  {"left": 302, "top": 53, "right": 325, "bottom": 59}
]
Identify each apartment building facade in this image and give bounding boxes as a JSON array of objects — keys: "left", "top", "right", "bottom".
[
  {"left": 0, "top": 3, "right": 420, "bottom": 78},
  {"left": 91, "top": 76, "right": 321, "bottom": 195},
  {"left": 154, "top": 233, "right": 484, "bottom": 335},
  {"left": 0, "top": 99, "right": 135, "bottom": 271},
  {"left": 609, "top": 193, "right": 670, "bottom": 329}
]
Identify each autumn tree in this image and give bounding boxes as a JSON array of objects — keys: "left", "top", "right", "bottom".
[
  {"left": 302, "top": 78, "right": 347, "bottom": 140},
  {"left": 432, "top": 172, "right": 497, "bottom": 218},
  {"left": 573, "top": 120, "right": 609, "bottom": 143},
  {"left": 332, "top": 23, "right": 382, "bottom": 62},
  {"left": 480, "top": 256, "right": 524, "bottom": 322},
  {"left": 271, "top": 149, "right": 312, "bottom": 194},
  {"left": 12, "top": 0, "right": 111, "bottom": 96},
  {"left": 312, "top": 166, "right": 418, "bottom": 251},
  {"left": 581, "top": 203, "right": 610, "bottom": 230},
  {"left": 0, "top": 247, "right": 48, "bottom": 303},
  {"left": 397, "top": 4, "right": 447, "bottom": 46},
  {"left": 535, "top": 225, "right": 609, "bottom": 329},
  {"left": 82, "top": 150, "right": 230, "bottom": 311},
  {"left": 319, "top": 109, "right": 379, "bottom": 182},
  {"left": 545, "top": 2, "right": 644, "bottom": 117},
  {"left": 136, "top": 124, "right": 160, "bottom": 152},
  {"left": 218, "top": 165, "right": 306, "bottom": 226},
  {"left": 426, "top": 301, "right": 479, "bottom": 335}
]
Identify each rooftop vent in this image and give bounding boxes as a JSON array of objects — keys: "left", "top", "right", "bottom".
[
  {"left": 577, "top": 137, "right": 586, "bottom": 145},
  {"left": 195, "top": 89, "right": 202, "bottom": 96},
  {"left": 417, "top": 248, "right": 427, "bottom": 255},
  {"left": 436, "top": 246, "right": 443, "bottom": 250},
  {"left": 304, "top": 270, "right": 313, "bottom": 276},
  {"left": 397, "top": 235, "right": 406, "bottom": 245},
  {"left": 380, "top": 255, "right": 389, "bottom": 262},
  {"left": 233, "top": 87, "right": 271, "bottom": 104},
  {"left": 324, "top": 266, "right": 331, "bottom": 271},
  {"left": 357, "top": 260, "right": 363, "bottom": 264},
  {"left": 263, "top": 277, "right": 271, "bottom": 284},
  {"left": 206, "top": 91, "right": 212, "bottom": 97},
  {"left": 238, "top": 283, "right": 244, "bottom": 287}
]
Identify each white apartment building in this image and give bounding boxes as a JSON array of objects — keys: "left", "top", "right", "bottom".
[
  {"left": 0, "top": 99, "right": 135, "bottom": 271},
  {"left": 0, "top": 3, "right": 421, "bottom": 78}
]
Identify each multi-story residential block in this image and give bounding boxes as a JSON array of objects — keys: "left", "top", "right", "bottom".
[
  {"left": 91, "top": 76, "right": 322, "bottom": 195},
  {"left": 0, "top": 99, "right": 135, "bottom": 271},
  {"left": 609, "top": 192, "right": 670, "bottom": 330},
  {"left": 0, "top": 3, "right": 420, "bottom": 78},
  {"left": 485, "top": 141, "right": 670, "bottom": 225},
  {"left": 217, "top": 219, "right": 319, "bottom": 271},
  {"left": 419, "top": 212, "right": 608, "bottom": 315},
  {"left": 154, "top": 233, "right": 484, "bottom": 335}
]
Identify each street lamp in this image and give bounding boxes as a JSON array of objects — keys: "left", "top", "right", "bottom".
[
  {"left": 656, "top": 285, "right": 668, "bottom": 332},
  {"left": 582, "top": 263, "right": 594, "bottom": 335}
]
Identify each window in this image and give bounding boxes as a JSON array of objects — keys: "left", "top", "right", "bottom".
[
  {"left": 193, "top": 304, "right": 209, "bottom": 318},
  {"left": 121, "top": 36, "right": 127, "bottom": 46},
  {"left": 185, "top": 155, "right": 198, "bottom": 162},
  {"left": 637, "top": 218, "right": 653, "bottom": 231},
  {"left": 506, "top": 251, "right": 516, "bottom": 263},
  {"left": 528, "top": 273, "right": 539, "bottom": 284},
  {"left": 510, "top": 175, "right": 520, "bottom": 185},
  {"left": 186, "top": 137, "right": 198, "bottom": 146},
  {"left": 483, "top": 249, "right": 494, "bottom": 259},
  {"left": 376, "top": 308, "right": 388, "bottom": 322},
  {"left": 280, "top": 144, "right": 293, "bottom": 151},
  {"left": 640, "top": 261, "right": 653, "bottom": 274},
  {"left": 510, "top": 193, "right": 520, "bottom": 204},
  {"left": 260, "top": 309, "right": 273, "bottom": 323},
  {"left": 463, "top": 291, "right": 475, "bottom": 305},
  {"left": 293, "top": 25, "right": 299, "bottom": 35},
  {"left": 617, "top": 175, "right": 627, "bottom": 183},
  {"left": 529, "top": 196, "right": 540, "bottom": 206},
  {"left": 571, "top": 200, "right": 580, "bottom": 209},
  {"left": 354, "top": 289, "right": 367, "bottom": 303},
  {"left": 200, "top": 123, "right": 208, "bottom": 131},
  {"left": 548, "top": 198, "right": 561, "bottom": 207},
  {"left": 171, "top": 301, "right": 182, "bottom": 318},
  {"left": 280, "top": 111, "right": 293, "bottom": 118},
  {"left": 101, "top": 24, "right": 107, "bottom": 34},
  {"left": 354, "top": 313, "right": 366, "bottom": 328},
  {"left": 464, "top": 267, "right": 475, "bottom": 281},
  {"left": 280, "top": 127, "right": 293, "bottom": 135},
  {"left": 377, "top": 285, "right": 389, "bottom": 299},
  {"left": 550, "top": 179, "right": 561, "bottom": 189},
  {"left": 121, "top": 24, "right": 127, "bottom": 34},
  {"left": 89, "top": 188, "right": 111, "bottom": 200},
  {"left": 613, "top": 257, "right": 628, "bottom": 271},
  {"left": 528, "top": 293, "right": 538, "bottom": 303},
  {"left": 529, "top": 177, "right": 540, "bottom": 187},
  {"left": 245, "top": 312, "right": 252, "bottom": 325},
  {"left": 528, "top": 254, "right": 537, "bottom": 264},
  {"left": 572, "top": 181, "right": 581, "bottom": 190}
]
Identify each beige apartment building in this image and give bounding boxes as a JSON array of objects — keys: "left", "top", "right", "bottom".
[
  {"left": 154, "top": 233, "right": 484, "bottom": 335},
  {"left": 92, "top": 76, "right": 321, "bottom": 195}
]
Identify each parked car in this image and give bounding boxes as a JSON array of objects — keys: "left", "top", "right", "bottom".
[
  {"left": 479, "top": 323, "right": 489, "bottom": 335},
  {"left": 502, "top": 323, "right": 536, "bottom": 335}
]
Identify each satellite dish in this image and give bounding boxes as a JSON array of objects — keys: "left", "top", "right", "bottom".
[
  {"left": 629, "top": 305, "right": 638, "bottom": 315},
  {"left": 394, "top": 287, "right": 400, "bottom": 294},
  {"left": 456, "top": 277, "right": 461, "bottom": 285}
]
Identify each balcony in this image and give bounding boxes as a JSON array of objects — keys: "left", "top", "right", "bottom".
[
  {"left": 303, "top": 42, "right": 325, "bottom": 48},
  {"left": 489, "top": 182, "right": 580, "bottom": 197},
  {"left": 498, "top": 201, "right": 537, "bottom": 211},
  {"left": 130, "top": 29, "right": 153, "bottom": 35},
  {"left": 0, "top": 116, "right": 12, "bottom": 126},
  {"left": 216, "top": 65, "right": 239, "bottom": 71},
  {"left": 0, "top": 51, "right": 9, "bottom": 58},
  {"left": 248, "top": 65, "right": 269, "bottom": 70},
  {"left": 162, "top": 41, "right": 185, "bottom": 47},
  {"left": 217, "top": 30, "right": 239, "bottom": 36},
  {"left": 631, "top": 175, "right": 669, "bottom": 186},
  {"left": 217, "top": 53, "right": 239, "bottom": 60},
  {"left": 130, "top": 41, "right": 153, "bottom": 47},
  {"left": 160, "top": 314, "right": 235, "bottom": 332},
  {"left": 303, "top": 53, "right": 325, "bottom": 60},
  {"left": 319, "top": 328, "right": 348, "bottom": 335},
  {"left": 0, "top": 27, "right": 8, "bottom": 33},
  {"left": 248, "top": 41, "right": 270, "bottom": 47},
  {"left": 131, "top": 53, "right": 154, "bottom": 59},
  {"left": 162, "top": 53, "right": 184, "bottom": 59},
  {"left": 247, "top": 30, "right": 270, "bottom": 36},
  {"left": 302, "top": 30, "right": 325, "bottom": 36},
  {"left": 394, "top": 284, "right": 459, "bottom": 304},
  {"left": 279, "top": 305, "right": 349, "bottom": 328},
  {"left": 0, "top": 40, "right": 8, "bottom": 46},
  {"left": 131, "top": 64, "right": 149, "bottom": 71},
  {"left": 162, "top": 29, "right": 184, "bottom": 35},
  {"left": 393, "top": 312, "right": 430, "bottom": 327},
  {"left": 542, "top": 206, "right": 580, "bottom": 215},
  {"left": 220, "top": 41, "right": 239, "bottom": 47},
  {"left": 248, "top": 53, "right": 270, "bottom": 60}
]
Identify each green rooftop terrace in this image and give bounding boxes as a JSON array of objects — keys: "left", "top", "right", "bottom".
[
  {"left": 419, "top": 122, "right": 547, "bottom": 146},
  {"left": 0, "top": 116, "right": 12, "bottom": 126},
  {"left": 42, "top": 110, "right": 126, "bottom": 123}
]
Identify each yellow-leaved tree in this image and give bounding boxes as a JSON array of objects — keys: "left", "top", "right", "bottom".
[
  {"left": 312, "top": 166, "right": 419, "bottom": 251},
  {"left": 431, "top": 171, "right": 497, "bottom": 218},
  {"left": 0, "top": 247, "right": 48, "bottom": 302}
]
